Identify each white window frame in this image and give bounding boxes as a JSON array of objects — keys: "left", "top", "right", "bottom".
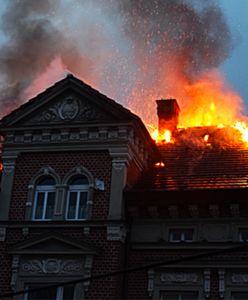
[
  {"left": 169, "top": 228, "right": 194, "bottom": 242},
  {"left": 32, "top": 185, "right": 55, "bottom": 221},
  {"left": 65, "top": 184, "right": 89, "bottom": 220}
]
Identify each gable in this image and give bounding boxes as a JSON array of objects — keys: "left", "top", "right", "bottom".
[
  {"left": 19, "top": 89, "right": 114, "bottom": 126},
  {"left": 9, "top": 233, "right": 98, "bottom": 255},
  {"left": 0, "top": 74, "right": 138, "bottom": 129}
]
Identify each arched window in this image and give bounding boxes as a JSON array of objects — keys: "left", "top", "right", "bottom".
[
  {"left": 32, "top": 176, "right": 56, "bottom": 220},
  {"left": 66, "top": 176, "right": 89, "bottom": 220}
]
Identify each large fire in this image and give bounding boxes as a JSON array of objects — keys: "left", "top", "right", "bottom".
[
  {"left": 0, "top": 1, "right": 246, "bottom": 152},
  {"left": 140, "top": 69, "right": 248, "bottom": 147}
]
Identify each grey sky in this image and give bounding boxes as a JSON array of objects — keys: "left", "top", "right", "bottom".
[{"left": 219, "top": 0, "right": 248, "bottom": 111}]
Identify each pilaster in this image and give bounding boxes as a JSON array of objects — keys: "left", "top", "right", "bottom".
[
  {"left": 0, "top": 152, "right": 18, "bottom": 220},
  {"left": 108, "top": 148, "right": 131, "bottom": 220}
]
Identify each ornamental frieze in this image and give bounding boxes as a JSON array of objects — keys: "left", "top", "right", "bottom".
[
  {"left": 21, "top": 258, "right": 84, "bottom": 275},
  {"left": 232, "top": 273, "right": 248, "bottom": 284},
  {"left": 160, "top": 272, "right": 198, "bottom": 283},
  {"left": 26, "top": 96, "right": 107, "bottom": 125}
]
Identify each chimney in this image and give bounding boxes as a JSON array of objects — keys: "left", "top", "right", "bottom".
[{"left": 156, "top": 99, "right": 180, "bottom": 134}]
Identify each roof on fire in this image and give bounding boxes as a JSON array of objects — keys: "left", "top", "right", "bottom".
[{"left": 130, "top": 127, "right": 248, "bottom": 192}]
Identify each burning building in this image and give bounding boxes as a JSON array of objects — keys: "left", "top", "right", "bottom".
[{"left": 0, "top": 74, "right": 248, "bottom": 299}]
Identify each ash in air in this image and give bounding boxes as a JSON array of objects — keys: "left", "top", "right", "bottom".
[{"left": 0, "top": 0, "right": 237, "bottom": 125}]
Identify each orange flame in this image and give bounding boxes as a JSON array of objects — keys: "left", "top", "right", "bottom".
[{"left": 155, "top": 161, "right": 165, "bottom": 168}]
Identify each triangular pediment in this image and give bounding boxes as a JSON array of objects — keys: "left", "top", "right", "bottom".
[
  {"left": 0, "top": 74, "right": 138, "bottom": 128},
  {"left": 9, "top": 232, "right": 98, "bottom": 255}
]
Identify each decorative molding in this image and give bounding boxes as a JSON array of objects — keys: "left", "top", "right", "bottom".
[
  {"left": 112, "top": 161, "right": 126, "bottom": 171},
  {"left": 230, "top": 204, "right": 240, "bottom": 218},
  {"left": 83, "top": 255, "right": 93, "bottom": 291},
  {"left": 26, "top": 96, "right": 107, "bottom": 125},
  {"left": 232, "top": 273, "right": 248, "bottom": 284},
  {"left": 218, "top": 269, "right": 225, "bottom": 298},
  {"left": 160, "top": 272, "right": 198, "bottom": 283},
  {"left": 62, "top": 165, "right": 94, "bottom": 186},
  {"left": 11, "top": 255, "right": 20, "bottom": 289},
  {"left": 148, "top": 206, "right": 159, "bottom": 218},
  {"left": 107, "top": 225, "right": 127, "bottom": 242},
  {"left": 209, "top": 204, "right": 219, "bottom": 218},
  {"left": 189, "top": 205, "right": 199, "bottom": 218},
  {"left": 21, "top": 258, "right": 84, "bottom": 274},
  {"left": 168, "top": 205, "right": 179, "bottom": 218},
  {"left": 204, "top": 269, "right": 211, "bottom": 298},
  {"left": 30, "top": 166, "right": 61, "bottom": 186},
  {"left": 58, "top": 97, "right": 79, "bottom": 121},
  {"left": 22, "top": 227, "right": 29, "bottom": 237},
  {"left": 83, "top": 227, "right": 90, "bottom": 235},
  {"left": 147, "top": 269, "right": 154, "bottom": 297},
  {"left": 0, "top": 226, "right": 6, "bottom": 241}
]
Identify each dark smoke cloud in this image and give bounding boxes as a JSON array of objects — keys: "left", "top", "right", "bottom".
[
  {"left": 118, "top": 0, "right": 232, "bottom": 79},
  {"left": 0, "top": 0, "right": 233, "bottom": 119},
  {"left": 0, "top": 0, "right": 84, "bottom": 115}
]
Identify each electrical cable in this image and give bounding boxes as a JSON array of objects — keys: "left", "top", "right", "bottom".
[{"left": 0, "top": 243, "right": 247, "bottom": 299}]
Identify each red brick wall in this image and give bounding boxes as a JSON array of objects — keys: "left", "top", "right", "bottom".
[
  {"left": 126, "top": 248, "right": 248, "bottom": 300},
  {"left": 10, "top": 151, "right": 112, "bottom": 221},
  {"left": 0, "top": 150, "right": 126, "bottom": 298}
]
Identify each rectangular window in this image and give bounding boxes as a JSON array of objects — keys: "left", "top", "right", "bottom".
[
  {"left": 239, "top": 228, "right": 248, "bottom": 242},
  {"left": 24, "top": 284, "right": 75, "bottom": 300},
  {"left": 160, "top": 291, "right": 198, "bottom": 300},
  {"left": 33, "top": 190, "right": 55, "bottom": 220},
  {"left": 169, "top": 229, "right": 194, "bottom": 242},
  {"left": 66, "top": 190, "right": 88, "bottom": 220},
  {"left": 231, "top": 292, "right": 248, "bottom": 300}
]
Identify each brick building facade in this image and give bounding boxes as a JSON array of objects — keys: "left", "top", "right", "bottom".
[{"left": 0, "top": 74, "right": 248, "bottom": 300}]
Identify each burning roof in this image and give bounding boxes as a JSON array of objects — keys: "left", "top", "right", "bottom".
[
  {"left": 130, "top": 98, "right": 248, "bottom": 192},
  {"left": 132, "top": 141, "right": 248, "bottom": 192}
]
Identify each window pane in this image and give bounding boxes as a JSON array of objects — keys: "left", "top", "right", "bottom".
[
  {"left": 78, "top": 192, "right": 88, "bottom": 219},
  {"left": 63, "top": 284, "right": 75, "bottom": 300},
  {"left": 34, "top": 192, "right": 45, "bottom": 219},
  {"left": 27, "top": 285, "right": 57, "bottom": 300},
  {"left": 169, "top": 229, "right": 194, "bottom": 242},
  {"left": 67, "top": 192, "right": 77, "bottom": 219},
  {"left": 169, "top": 229, "right": 181, "bottom": 241},
  {"left": 45, "top": 192, "right": 55, "bottom": 219},
  {"left": 184, "top": 229, "right": 194, "bottom": 241}
]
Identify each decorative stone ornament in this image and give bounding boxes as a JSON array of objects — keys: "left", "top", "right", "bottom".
[{"left": 58, "top": 97, "right": 79, "bottom": 121}]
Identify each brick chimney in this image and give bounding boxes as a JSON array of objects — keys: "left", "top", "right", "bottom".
[{"left": 156, "top": 99, "right": 180, "bottom": 134}]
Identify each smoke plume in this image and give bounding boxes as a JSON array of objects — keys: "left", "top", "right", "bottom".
[{"left": 0, "top": 0, "right": 241, "bottom": 127}]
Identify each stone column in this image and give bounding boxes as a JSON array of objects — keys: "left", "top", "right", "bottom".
[{"left": 0, "top": 153, "right": 18, "bottom": 220}]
